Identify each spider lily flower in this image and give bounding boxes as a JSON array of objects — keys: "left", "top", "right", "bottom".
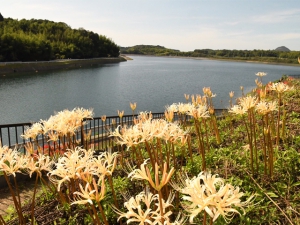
[
  {"left": 172, "top": 172, "right": 254, "bottom": 223},
  {"left": 177, "top": 102, "right": 194, "bottom": 114},
  {"left": 21, "top": 122, "right": 43, "bottom": 140},
  {"left": 101, "top": 115, "right": 106, "bottom": 122},
  {"left": 49, "top": 147, "right": 93, "bottom": 191},
  {"left": 256, "top": 72, "right": 267, "bottom": 77},
  {"left": 239, "top": 96, "right": 258, "bottom": 111},
  {"left": 90, "top": 150, "right": 118, "bottom": 180},
  {"left": 26, "top": 154, "right": 54, "bottom": 178},
  {"left": 71, "top": 183, "right": 96, "bottom": 205},
  {"left": 203, "top": 87, "right": 216, "bottom": 98},
  {"left": 128, "top": 160, "right": 174, "bottom": 192},
  {"left": 256, "top": 101, "right": 278, "bottom": 115},
  {"left": 164, "top": 110, "right": 174, "bottom": 122},
  {"left": 71, "top": 177, "right": 106, "bottom": 205},
  {"left": 255, "top": 78, "right": 263, "bottom": 88},
  {"left": 130, "top": 102, "right": 137, "bottom": 111},
  {"left": 113, "top": 191, "right": 158, "bottom": 225},
  {"left": 166, "top": 104, "right": 178, "bottom": 113},
  {"left": 269, "top": 82, "right": 294, "bottom": 93},
  {"left": 229, "top": 105, "right": 247, "bottom": 115},
  {"left": 0, "top": 148, "right": 28, "bottom": 177},
  {"left": 111, "top": 117, "right": 186, "bottom": 146},
  {"left": 188, "top": 105, "right": 210, "bottom": 119},
  {"left": 118, "top": 110, "right": 124, "bottom": 118},
  {"left": 184, "top": 94, "right": 190, "bottom": 101},
  {"left": 22, "top": 108, "right": 93, "bottom": 141},
  {"left": 47, "top": 130, "right": 59, "bottom": 142}
]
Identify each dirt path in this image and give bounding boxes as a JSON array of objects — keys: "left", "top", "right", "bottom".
[{"left": 0, "top": 180, "right": 42, "bottom": 216}]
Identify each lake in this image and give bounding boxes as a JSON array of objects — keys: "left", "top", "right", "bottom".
[{"left": 1, "top": 55, "right": 300, "bottom": 124}]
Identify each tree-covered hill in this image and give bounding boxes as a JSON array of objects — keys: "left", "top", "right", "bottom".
[
  {"left": 0, "top": 15, "right": 120, "bottom": 62},
  {"left": 120, "top": 45, "right": 180, "bottom": 56},
  {"left": 120, "top": 45, "right": 300, "bottom": 64}
]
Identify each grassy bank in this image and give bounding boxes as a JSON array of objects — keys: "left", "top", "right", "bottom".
[
  {"left": 1, "top": 75, "right": 299, "bottom": 224},
  {"left": 0, "top": 57, "right": 127, "bottom": 75}
]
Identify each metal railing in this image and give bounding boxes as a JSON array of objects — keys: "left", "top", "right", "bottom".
[
  {"left": 289, "top": 74, "right": 300, "bottom": 79},
  {"left": 0, "top": 109, "right": 227, "bottom": 155}
]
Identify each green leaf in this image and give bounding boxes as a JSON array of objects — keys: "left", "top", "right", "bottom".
[{"left": 266, "top": 192, "right": 278, "bottom": 198}]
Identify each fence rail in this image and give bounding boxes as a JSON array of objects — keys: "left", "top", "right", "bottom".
[
  {"left": 289, "top": 74, "right": 300, "bottom": 79},
  {"left": 0, "top": 109, "right": 227, "bottom": 155}
]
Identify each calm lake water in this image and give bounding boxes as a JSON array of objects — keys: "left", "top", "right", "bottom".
[{"left": 1, "top": 55, "right": 300, "bottom": 124}]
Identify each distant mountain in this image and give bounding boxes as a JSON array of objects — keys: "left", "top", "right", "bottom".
[{"left": 275, "top": 46, "right": 290, "bottom": 52}]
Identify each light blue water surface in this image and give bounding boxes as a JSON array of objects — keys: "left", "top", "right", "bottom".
[{"left": 1, "top": 55, "right": 300, "bottom": 124}]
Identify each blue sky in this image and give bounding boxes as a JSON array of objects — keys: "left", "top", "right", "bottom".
[{"left": 2, "top": 0, "right": 300, "bottom": 51}]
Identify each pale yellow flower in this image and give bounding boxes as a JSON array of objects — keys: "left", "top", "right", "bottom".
[
  {"left": 71, "top": 177, "right": 106, "bottom": 205},
  {"left": 21, "top": 122, "right": 43, "bottom": 140},
  {"left": 255, "top": 72, "right": 267, "bottom": 77},
  {"left": 49, "top": 147, "right": 93, "bottom": 191},
  {"left": 118, "top": 110, "right": 124, "bottom": 118},
  {"left": 239, "top": 96, "right": 258, "bottom": 110},
  {"left": 184, "top": 94, "right": 190, "bottom": 101},
  {"left": 113, "top": 191, "right": 158, "bottom": 225},
  {"left": 71, "top": 183, "right": 96, "bottom": 205},
  {"left": 0, "top": 148, "right": 28, "bottom": 177},
  {"left": 101, "top": 115, "right": 106, "bottom": 122},
  {"left": 90, "top": 149, "right": 118, "bottom": 180},
  {"left": 255, "top": 78, "right": 263, "bottom": 87},
  {"left": 164, "top": 110, "right": 174, "bottom": 122},
  {"left": 203, "top": 87, "right": 216, "bottom": 98},
  {"left": 256, "top": 101, "right": 278, "bottom": 115},
  {"left": 130, "top": 102, "right": 137, "bottom": 111},
  {"left": 172, "top": 172, "right": 254, "bottom": 223},
  {"left": 188, "top": 105, "right": 210, "bottom": 119},
  {"left": 269, "top": 82, "right": 293, "bottom": 93},
  {"left": 229, "top": 91, "right": 234, "bottom": 98},
  {"left": 177, "top": 103, "right": 194, "bottom": 114},
  {"left": 166, "top": 104, "right": 178, "bottom": 113}
]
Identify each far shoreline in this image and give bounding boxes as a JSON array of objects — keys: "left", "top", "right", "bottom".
[
  {"left": 0, "top": 57, "right": 127, "bottom": 75},
  {"left": 125, "top": 54, "right": 300, "bottom": 67}
]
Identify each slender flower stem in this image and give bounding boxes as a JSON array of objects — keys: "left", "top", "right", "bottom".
[
  {"left": 244, "top": 118, "right": 254, "bottom": 174},
  {"left": 3, "top": 172, "right": 25, "bottom": 224},
  {"left": 13, "top": 176, "right": 21, "bottom": 209},
  {"left": 203, "top": 211, "right": 207, "bottom": 225},
  {"left": 195, "top": 120, "right": 206, "bottom": 171},
  {"left": 98, "top": 202, "right": 109, "bottom": 225},
  {"left": 145, "top": 141, "right": 156, "bottom": 170},
  {"left": 108, "top": 175, "right": 119, "bottom": 209},
  {"left": 158, "top": 190, "right": 165, "bottom": 224},
  {"left": 0, "top": 215, "right": 7, "bottom": 225},
  {"left": 262, "top": 116, "right": 268, "bottom": 175},
  {"left": 251, "top": 109, "right": 259, "bottom": 173},
  {"left": 31, "top": 174, "right": 39, "bottom": 225},
  {"left": 203, "top": 119, "right": 210, "bottom": 151},
  {"left": 276, "top": 93, "right": 282, "bottom": 146},
  {"left": 86, "top": 204, "right": 97, "bottom": 224}
]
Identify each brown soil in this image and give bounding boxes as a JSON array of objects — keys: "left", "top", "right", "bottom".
[{"left": 0, "top": 180, "right": 42, "bottom": 216}]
